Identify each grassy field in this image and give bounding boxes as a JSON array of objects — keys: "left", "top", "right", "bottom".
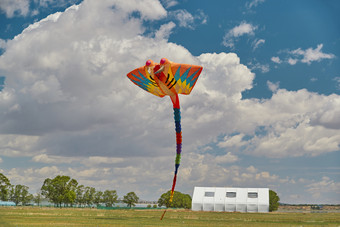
[{"left": 0, "top": 207, "right": 339, "bottom": 226}]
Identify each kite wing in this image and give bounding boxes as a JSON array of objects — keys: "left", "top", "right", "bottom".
[
  {"left": 127, "top": 66, "right": 166, "bottom": 97},
  {"left": 169, "top": 63, "right": 203, "bottom": 95}
]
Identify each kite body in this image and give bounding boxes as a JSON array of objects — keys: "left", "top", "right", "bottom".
[
  {"left": 127, "top": 58, "right": 202, "bottom": 100},
  {"left": 127, "top": 58, "right": 202, "bottom": 214}
]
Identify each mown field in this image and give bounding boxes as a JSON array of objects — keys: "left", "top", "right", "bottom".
[{"left": 0, "top": 207, "right": 339, "bottom": 226}]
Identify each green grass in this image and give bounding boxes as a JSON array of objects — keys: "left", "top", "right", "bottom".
[{"left": 0, "top": 207, "right": 339, "bottom": 226}]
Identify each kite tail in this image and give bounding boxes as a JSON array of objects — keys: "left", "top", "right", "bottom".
[
  {"left": 170, "top": 106, "right": 181, "bottom": 203},
  {"left": 161, "top": 95, "right": 181, "bottom": 220}
]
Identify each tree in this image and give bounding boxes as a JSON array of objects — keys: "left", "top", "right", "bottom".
[
  {"left": 123, "top": 192, "right": 139, "bottom": 208},
  {"left": 10, "top": 184, "right": 32, "bottom": 206},
  {"left": 102, "top": 190, "right": 118, "bottom": 207},
  {"left": 10, "top": 185, "right": 20, "bottom": 205},
  {"left": 75, "top": 185, "right": 85, "bottom": 206},
  {"left": 93, "top": 191, "right": 103, "bottom": 207},
  {"left": 21, "top": 187, "right": 33, "bottom": 206},
  {"left": 64, "top": 189, "right": 76, "bottom": 207},
  {"left": 269, "top": 190, "right": 280, "bottom": 212},
  {"left": 0, "top": 173, "right": 11, "bottom": 201},
  {"left": 34, "top": 191, "right": 43, "bottom": 206},
  {"left": 41, "top": 175, "right": 78, "bottom": 207},
  {"left": 158, "top": 190, "right": 191, "bottom": 209},
  {"left": 83, "top": 187, "right": 96, "bottom": 207},
  {"left": 41, "top": 178, "right": 55, "bottom": 205}
]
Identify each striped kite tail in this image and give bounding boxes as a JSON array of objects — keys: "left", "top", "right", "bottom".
[
  {"left": 160, "top": 95, "right": 181, "bottom": 220},
  {"left": 169, "top": 106, "right": 182, "bottom": 203}
]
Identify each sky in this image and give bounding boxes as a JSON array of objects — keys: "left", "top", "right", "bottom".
[{"left": 0, "top": 0, "right": 339, "bottom": 204}]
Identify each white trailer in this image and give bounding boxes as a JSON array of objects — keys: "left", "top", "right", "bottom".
[{"left": 192, "top": 187, "right": 269, "bottom": 212}]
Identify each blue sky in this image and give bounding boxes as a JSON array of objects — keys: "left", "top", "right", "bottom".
[{"left": 0, "top": 0, "right": 339, "bottom": 204}]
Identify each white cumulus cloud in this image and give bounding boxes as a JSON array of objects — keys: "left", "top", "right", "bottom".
[
  {"left": 252, "top": 38, "right": 265, "bottom": 50},
  {"left": 0, "top": 0, "right": 30, "bottom": 17},
  {"left": 273, "top": 44, "right": 335, "bottom": 67},
  {"left": 271, "top": 56, "right": 281, "bottom": 64},
  {"left": 223, "top": 22, "right": 257, "bottom": 48},
  {"left": 267, "top": 81, "right": 280, "bottom": 92},
  {"left": 169, "top": 9, "right": 208, "bottom": 29},
  {"left": 155, "top": 21, "right": 176, "bottom": 40},
  {"left": 290, "top": 44, "right": 335, "bottom": 64},
  {"left": 287, "top": 57, "right": 298, "bottom": 65},
  {"left": 161, "top": 0, "right": 178, "bottom": 9},
  {"left": 246, "top": 0, "right": 265, "bottom": 10}
]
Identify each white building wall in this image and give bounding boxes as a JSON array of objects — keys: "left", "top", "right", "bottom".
[
  {"left": 258, "top": 188, "right": 269, "bottom": 212},
  {"left": 214, "top": 187, "right": 225, "bottom": 211},
  {"left": 202, "top": 187, "right": 215, "bottom": 211},
  {"left": 192, "top": 187, "right": 269, "bottom": 213},
  {"left": 192, "top": 187, "right": 204, "bottom": 211},
  {"left": 236, "top": 188, "right": 247, "bottom": 212}
]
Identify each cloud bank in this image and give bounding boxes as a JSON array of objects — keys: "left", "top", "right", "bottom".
[{"left": 0, "top": 0, "right": 339, "bottom": 203}]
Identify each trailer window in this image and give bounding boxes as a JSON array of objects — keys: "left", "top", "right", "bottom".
[
  {"left": 226, "top": 192, "right": 236, "bottom": 198},
  {"left": 248, "top": 192, "right": 258, "bottom": 198},
  {"left": 204, "top": 192, "right": 215, "bottom": 197}
]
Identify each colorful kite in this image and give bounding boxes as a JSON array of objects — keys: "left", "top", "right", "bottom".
[{"left": 127, "top": 58, "right": 202, "bottom": 218}]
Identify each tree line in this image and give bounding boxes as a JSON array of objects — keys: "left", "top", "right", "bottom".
[
  {"left": 0, "top": 173, "right": 139, "bottom": 207},
  {"left": 2, "top": 173, "right": 279, "bottom": 211},
  {"left": 0, "top": 173, "right": 33, "bottom": 206},
  {"left": 1, "top": 173, "right": 193, "bottom": 208}
]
